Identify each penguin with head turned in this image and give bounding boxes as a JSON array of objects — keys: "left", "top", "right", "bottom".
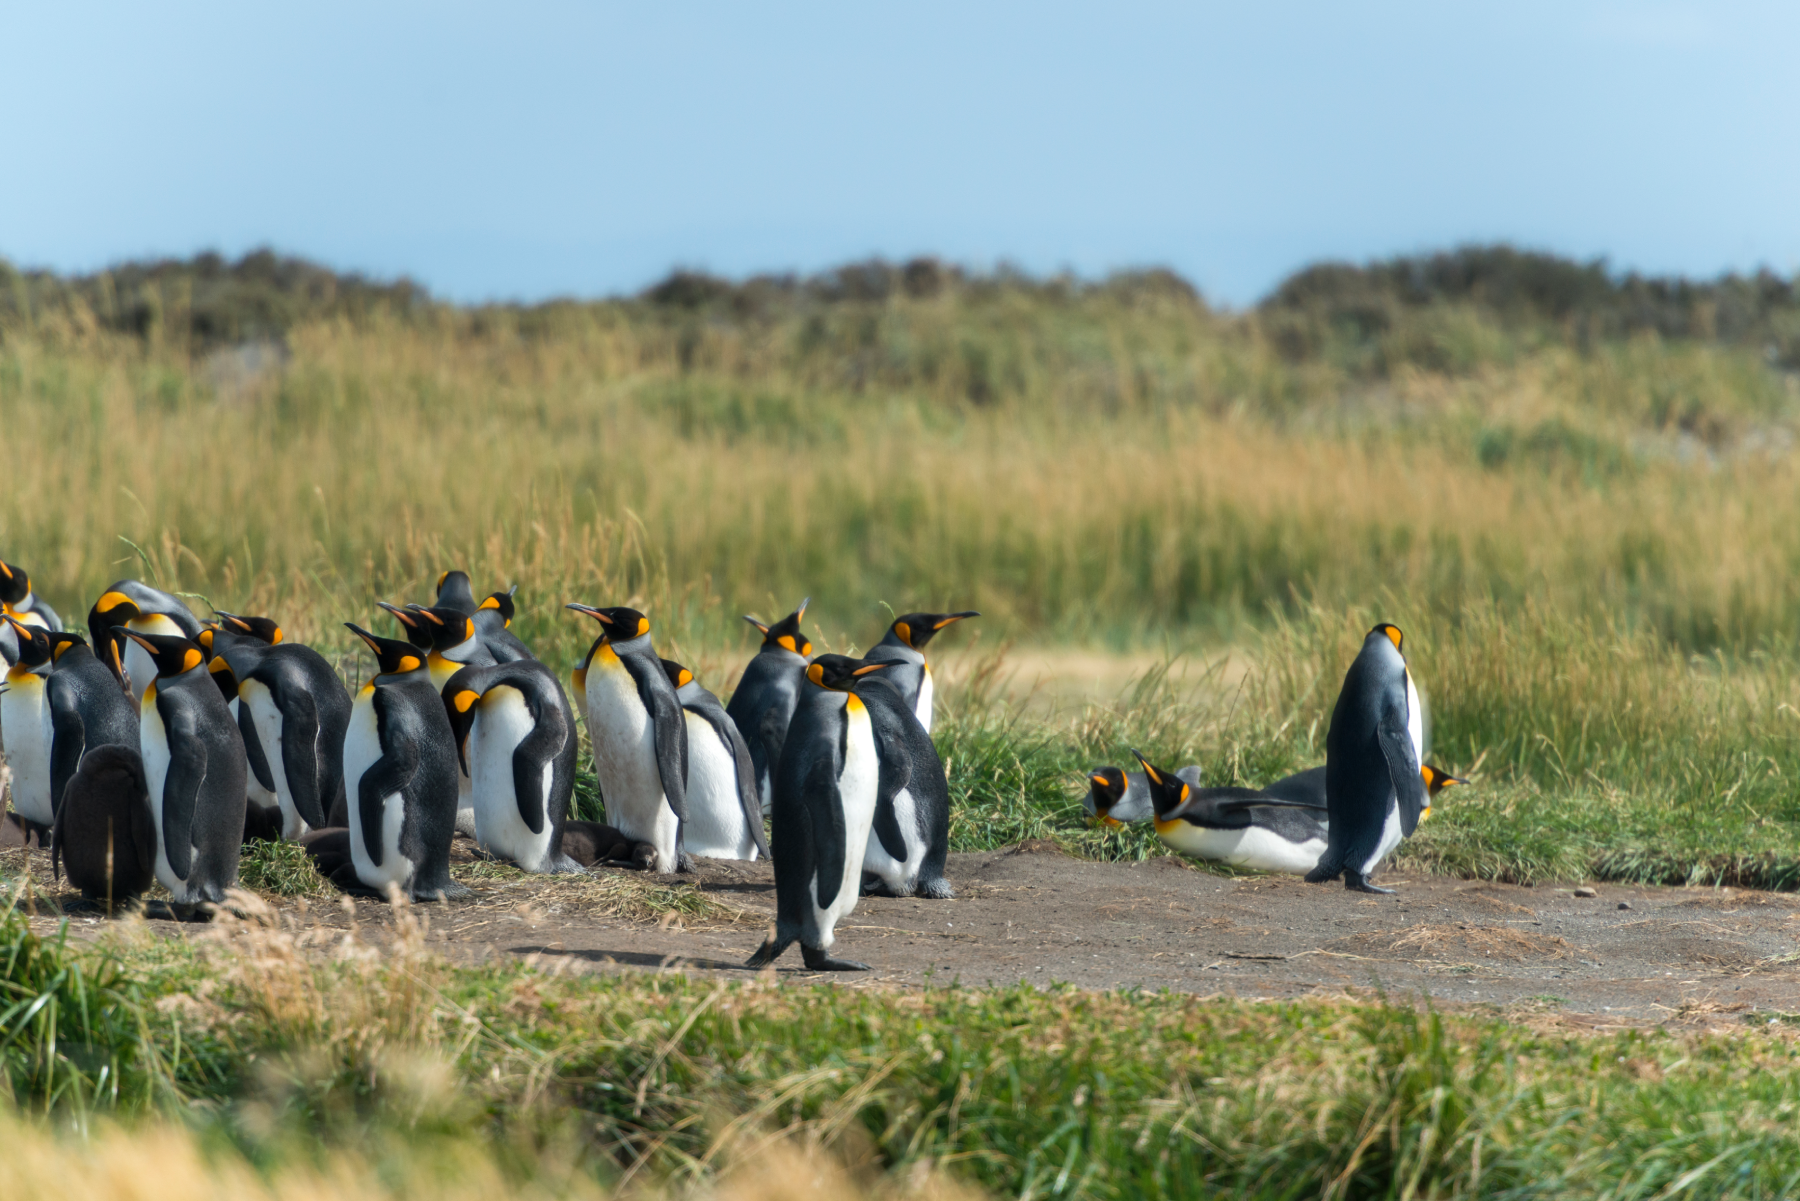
[
  {"left": 0, "top": 560, "right": 63, "bottom": 632},
  {"left": 337, "top": 624, "right": 468, "bottom": 901},
  {"left": 723, "top": 598, "right": 811, "bottom": 818},
  {"left": 474, "top": 588, "right": 535, "bottom": 663},
  {"left": 566, "top": 603, "right": 689, "bottom": 873},
  {"left": 441, "top": 657, "right": 582, "bottom": 873},
  {"left": 1306, "top": 623, "right": 1432, "bottom": 893},
  {"left": 434, "top": 570, "right": 481, "bottom": 616},
  {"left": 120, "top": 629, "right": 248, "bottom": 916},
  {"left": 658, "top": 658, "right": 767, "bottom": 861},
  {"left": 747, "top": 655, "right": 894, "bottom": 971},
  {"left": 88, "top": 581, "right": 204, "bottom": 703},
  {"left": 864, "top": 610, "right": 979, "bottom": 733},
  {"left": 1133, "top": 749, "right": 1331, "bottom": 874},
  {"left": 854, "top": 668, "right": 955, "bottom": 899}
]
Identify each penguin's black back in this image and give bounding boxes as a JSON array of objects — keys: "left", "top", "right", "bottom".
[
  {"left": 768, "top": 686, "right": 851, "bottom": 931},
  {"left": 152, "top": 671, "right": 249, "bottom": 901},
  {"left": 726, "top": 650, "right": 808, "bottom": 797},
  {"left": 370, "top": 673, "right": 462, "bottom": 895},
  {"left": 857, "top": 676, "right": 951, "bottom": 893},
  {"left": 247, "top": 642, "right": 354, "bottom": 829},
  {"left": 52, "top": 744, "right": 156, "bottom": 905}
]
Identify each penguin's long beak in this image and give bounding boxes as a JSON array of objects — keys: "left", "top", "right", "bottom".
[
  {"left": 566, "top": 603, "right": 610, "bottom": 623},
  {"left": 1129, "top": 748, "right": 1162, "bottom": 785},
  {"left": 934, "top": 611, "right": 980, "bottom": 629},
  {"left": 343, "top": 623, "right": 384, "bottom": 653},
  {"left": 376, "top": 601, "right": 419, "bottom": 626},
  {"left": 119, "top": 629, "right": 156, "bottom": 653}
]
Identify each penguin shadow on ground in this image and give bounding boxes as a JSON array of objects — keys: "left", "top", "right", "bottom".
[{"left": 509, "top": 945, "right": 752, "bottom": 973}]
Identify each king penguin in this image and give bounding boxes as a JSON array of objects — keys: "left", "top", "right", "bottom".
[
  {"left": 88, "top": 581, "right": 204, "bottom": 703},
  {"left": 120, "top": 629, "right": 248, "bottom": 915},
  {"left": 1134, "top": 750, "right": 1331, "bottom": 874},
  {"left": 339, "top": 624, "right": 467, "bottom": 901},
  {"left": 474, "top": 589, "right": 534, "bottom": 663},
  {"left": 2, "top": 619, "right": 58, "bottom": 845},
  {"left": 1305, "top": 623, "right": 1431, "bottom": 894},
  {"left": 723, "top": 598, "right": 811, "bottom": 817},
  {"left": 208, "top": 612, "right": 351, "bottom": 841},
  {"left": 566, "top": 603, "right": 689, "bottom": 873},
  {"left": 441, "top": 658, "right": 581, "bottom": 873},
  {"left": 0, "top": 560, "right": 63, "bottom": 631},
  {"left": 51, "top": 744, "right": 156, "bottom": 913},
  {"left": 746, "top": 654, "right": 893, "bottom": 971},
  {"left": 659, "top": 658, "right": 767, "bottom": 861},
  {"left": 38, "top": 626, "right": 141, "bottom": 825},
  {"left": 864, "top": 610, "right": 978, "bottom": 733},
  {"left": 434, "top": 569, "right": 480, "bottom": 615},
  {"left": 197, "top": 626, "right": 283, "bottom": 836},
  {"left": 855, "top": 669, "right": 955, "bottom": 899},
  {"left": 1084, "top": 764, "right": 1202, "bottom": 827}
]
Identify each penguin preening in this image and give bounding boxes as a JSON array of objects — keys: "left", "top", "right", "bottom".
[
  {"left": 658, "top": 658, "right": 767, "bottom": 861},
  {"left": 51, "top": 743, "right": 156, "bottom": 913},
  {"left": 747, "top": 654, "right": 892, "bottom": 972},
  {"left": 441, "top": 658, "right": 581, "bottom": 873},
  {"left": 1133, "top": 750, "right": 1331, "bottom": 874},
  {"left": 864, "top": 610, "right": 978, "bottom": 733},
  {"left": 89, "top": 581, "right": 204, "bottom": 703},
  {"left": 856, "top": 671, "right": 954, "bottom": 899},
  {"left": 1306, "top": 623, "right": 1432, "bottom": 894},
  {"left": 566, "top": 603, "right": 689, "bottom": 873},
  {"left": 122, "top": 629, "right": 248, "bottom": 915},
  {"left": 339, "top": 624, "right": 468, "bottom": 901},
  {"left": 723, "top": 598, "right": 812, "bottom": 818},
  {"left": 1084, "top": 764, "right": 1203, "bottom": 827}
]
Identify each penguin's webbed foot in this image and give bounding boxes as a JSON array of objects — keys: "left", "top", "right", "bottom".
[
  {"left": 676, "top": 852, "right": 697, "bottom": 873},
  {"left": 418, "top": 880, "right": 474, "bottom": 902},
  {"left": 1343, "top": 872, "right": 1394, "bottom": 895},
  {"left": 801, "top": 945, "right": 870, "bottom": 972},
  {"left": 745, "top": 935, "right": 793, "bottom": 968},
  {"left": 860, "top": 875, "right": 908, "bottom": 898},
  {"left": 917, "top": 877, "right": 955, "bottom": 900},
  {"left": 1303, "top": 865, "right": 1339, "bottom": 884}
]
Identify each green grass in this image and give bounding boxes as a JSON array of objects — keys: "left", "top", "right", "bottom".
[{"left": 236, "top": 838, "right": 333, "bottom": 897}]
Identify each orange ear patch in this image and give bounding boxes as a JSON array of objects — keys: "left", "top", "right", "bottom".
[
  {"left": 478, "top": 596, "right": 501, "bottom": 611},
  {"left": 398, "top": 655, "right": 421, "bottom": 673},
  {"left": 95, "top": 590, "right": 133, "bottom": 613},
  {"left": 677, "top": 669, "right": 694, "bottom": 688},
  {"left": 270, "top": 627, "right": 283, "bottom": 644},
  {"left": 636, "top": 616, "right": 650, "bottom": 637},
  {"left": 208, "top": 656, "right": 232, "bottom": 675},
  {"left": 806, "top": 663, "right": 825, "bottom": 686},
  {"left": 778, "top": 635, "right": 797, "bottom": 653},
  {"left": 181, "top": 648, "right": 204, "bottom": 673},
  {"left": 894, "top": 622, "right": 912, "bottom": 647},
  {"left": 1383, "top": 625, "right": 1404, "bottom": 651},
  {"left": 453, "top": 690, "right": 480, "bottom": 713}
]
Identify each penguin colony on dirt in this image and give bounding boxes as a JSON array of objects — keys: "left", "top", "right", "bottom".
[{"left": 0, "top": 554, "right": 1465, "bottom": 966}]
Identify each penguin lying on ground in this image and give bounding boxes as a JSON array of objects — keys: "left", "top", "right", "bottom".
[
  {"left": 1084, "top": 764, "right": 1203, "bottom": 826},
  {"left": 566, "top": 603, "right": 689, "bottom": 872},
  {"left": 1306, "top": 622, "right": 1431, "bottom": 894},
  {"left": 337, "top": 624, "right": 468, "bottom": 901},
  {"left": 89, "top": 581, "right": 205, "bottom": 703},
  {"left": 659, "top": 658, "right": 767, "bottom": 861},
  {"left": 441, "top": 658, "right": 581, "bottom": 873},
  {"left": 857, "top": 670, "right": 954, "bottom": 898},
  {"left": 864, "top": 610, "right": 978, "bottom": 732},
  {"left": 747, "top": 654, "right": 894, "bottom": 971},
  {"left": 51, "top": 744, "right": 156, "bottom": 913},
  {"left": 121, "top": 630, "right": 248, "bottom": 918},
  {"left": 558, "top": 819, "right": 635, "bottom": 867},
  {"left": 1133, "top": 749, "right": 1332, "bottom": 874},
  {"left": 724, "top": 598, "right": 812, "bottom": 817}
]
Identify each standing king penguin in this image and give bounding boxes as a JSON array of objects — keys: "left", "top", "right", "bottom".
[
  {"left": 474, "top": 589, "right": 535, "bottom": 663},
  {"left": 121, "top": 630, "right": 248, "bottom": 915},
  {"left": 89, "top": 581, "right": 204, "bottom": 703},
  {"left": 441, "top": 658, "right": 581, "bottom": 873},
  {"left": 856, "top": 671, "right": 954, "bottom": 898},
  {"left": 566, "top": 604, "right": 689, "bottom": 872},
  {"left": 746, "top": 655, "right": 892, "bottom": 971},
  {"left": 381, "top": 602, "right": 496, "bottom": 836},
  {"left": 723, "top": 598, "right": 811, "bottom": 817},
  {"left": 2, "top": 619, "right": 58, "bottom": 844},
  {"left": 864, "top": 610, "right": 978, "bottom": 733},
  {"left": 340, "top": 624, "right": 468, "bottom": 900},
  {"left": 39, "top": 626, "right": 141, "bottom": 822},
  {"left": 1305, "top": 623, "right": 1431, "bottom": 893},
  {"left": 659, "top": 658, "right": 767, "bottom": 861},
  {"left": 52, "top": 744, "right": 156, "bottom": 913}
]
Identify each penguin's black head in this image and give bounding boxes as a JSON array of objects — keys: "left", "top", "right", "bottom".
[
  {"left": 744, "top": 597, "right": 811, "bottom": 658},
  {"left": 435, "top": 570, "right": 479, "bottom": 616},
  {"left": 566, "top": 603, "right": 652, "bottom": 643},
  {"left": 406, "top": 604, "right": 479, "bottom": 652},
  {"left": 345, "top": 623, "right": 427, "bottom": 677},
  {"left": 118, "top": 630, "right": 207, "bottom": 679},
  {"left": 1368, "top": 622, "right": 1405, "bottom": 655},
  {"left": 1086, "top": 766, "right": 1130, "bottom": 828},
  {"left": 215, "top": 612, "right": 283, "bottom": 645},
  {"left": 88, "top": 588, "right": 142, "bottom": 636},
  {"left": 659, "top": 657, "right": 696, "bottom": 691},
  {"left": 443, "top": 682, "right": 483, "bottom": 774},
  {"left": 44, "top": 630, "right": 87, "bottom": 664},
  {"left": 890, "top": 610, "right": 980, "bottom": 652},
  {"left": 478, "top": 589, "right": 517, "bottom": 626},
  {"left": 376, "top": 601, "right": 437, "bottom": 650},
  {"left": 0, "top": 561, "right": 32, "bottom": 607},
  {"left": 1131, "top": 749, "right": 1190, "bottom": 823},
  {"left": 5, "top": 616, "right": 51, "bottom": 669},
  {"left": 1419, "top": 764, "right": 1467, "bottom": 815},
  {"left": 207, "top": 653, "right": 240, "bottom": 701},
  {"left": 804, "top": 654, "right": 889, "bottom": 692}
]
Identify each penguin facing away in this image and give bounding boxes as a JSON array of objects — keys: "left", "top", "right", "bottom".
[
  {"left": 434, "top": 570, "right": 480, "bottom": 616},
  {"left": 88, "top": 581, "right": 204, "bottom": 703},
  {"left": 566, "top": 603, "right": 689, "bottom": 873},
  {"left": 658, "top": 658, "right": 768, "bottom": 861},
  {"left": 474, "top": 589, "right": 534, "bottom": 663},
  {"left": 120, "top": 629, "right": 248, "bottom": 914},
  {"left": 2, "top": 619, "right": 58, "bottom": 843},
  {"left": 723, "top": 598, "right": 812, "bottom": 818},
  {"left": 864, "top": 610, "right": 979, "bottom": 733},
  {"left": 1133, "top": 750, "right": 1331, "bottom": 874},
  {"left": 746, "top": 654, "right": 893, "bottom": 972},
  {"left": 340, "top": 624, "right": 468, "bottom": 901},
  {"left": 1306, "top": 623, "right": 1432, "bottom": 894},
  {"left": 1084, "top": 764, "right": 1202, "bottom": 827},
  {"left": 441, "top": 658, "right": 582, "bottom": 873},
  {"left": 51, "top": 743, "right": 156, "bottom": 913},
  {"left": 41, "top": 627, "right": 141, "bottom": 822},
  {"left": 856, "top": 671, "right": 954, "bottom": 899}
]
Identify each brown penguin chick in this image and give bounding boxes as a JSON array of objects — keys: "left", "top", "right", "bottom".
[
  {"left": 51, "top": 745, "right": 156, "bottom": 913},
  {"left": 559, "top": 819, "right": 635, "bottom": 867}
]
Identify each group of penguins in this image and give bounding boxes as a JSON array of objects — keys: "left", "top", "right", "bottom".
[{"left": 0, "top": 550, "right": 1465, "bottom": 971}]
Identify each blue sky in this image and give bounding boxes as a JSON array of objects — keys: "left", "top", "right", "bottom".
[{"left": 3, "top": 2, "right": 1795, "bottom": 307}]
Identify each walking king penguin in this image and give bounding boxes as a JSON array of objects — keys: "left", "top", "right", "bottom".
[
  {"left": 1133, "top": 750, "right": 1331, "bottom": 874},
  {"left": 340, "top": 624, "right": 467, "bottom": 900},
  {"left": 120, "top": 630, "right": 248, "bottom": 915},
  {"left": 659, "top": 658, "right": 767, "bottom": 861},
  {"left": 1305, "top": 623, "right": 1431, "bottom": 893},
  {"left": 723, "top": 598, "right": 812, "bottom": 817},
  {"left": 855, "top": 671, "right": 954, "bottom": 898},
  {"left": 51, "top": 744, "right": 155, "bottom": 913},
  {"left": 746, "top": 655, "right": 892, "bottom": 971},
  {"left": 441, "top": 659, "right": 581, "bottom": 873},
  {"left": 566, "top": 603, "right": 689, "bottom": 873},
  {"left": 864, "top": 610, "right": 979, "bottom": 733},
  {"left": 89, "top": 581, "right": 204, "bottom": 703}
]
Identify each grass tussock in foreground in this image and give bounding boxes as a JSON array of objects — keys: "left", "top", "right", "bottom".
[{"left": 9, "top": 894, "right": 1800, "bottom": 1198}]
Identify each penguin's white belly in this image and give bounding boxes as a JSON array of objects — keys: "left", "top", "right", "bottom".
[
  {"left": 914, "top": 669, "right": 934, "bottom": 733},
  {"left": 681, "top": 712, "right": 755, "bottom": 860},
  {"left": 233, "top": 697, "right": 282, "bottom": 815},
  {"left": 1158, "top": 821, "right": 1327, "bottom": 875},
  {"left": 241, "top": 679, "right": 309, "bottom": 841},
  {"left": 1, "top": 674, "right": 53, "bottom": 825},
  {"left": 469, "top": 686, "right": 558, "bottom": 871},
  {"left": 344, "top": 692, "right": 413, "bottom": 892},
  {"left": 809, "top": 699, "right": 879, "bottom": 948},
  {"left": 1360, "top": 804, "right": 1406, "bottom": 876},
  {"left": 139, "top": 693, "right": 196, "bottom": 901},
  {"left": 125, "top": 615, "right": 184, "bottom": 702},
  {"left": 862, "top": 787, "right": 925, "bottom": 891},
  {"left": 586, "top": 660, "right": 678, "bottom": 870}
]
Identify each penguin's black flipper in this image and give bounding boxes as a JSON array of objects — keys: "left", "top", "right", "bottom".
[
  {"left": 864, "top": 702, "right": 914, "bottom": 869},
  {"left": 1377, "top": 718, "right": 1430, "bottom": 836},
  {"left": 356, "top": 743, "right": 420, "bottom": 870},
  {"left": 159, "top": 724, "right": 209, "bottom": 882},
  {"left": 510, "top": 699, "right": 569, "bottom": 836},
  {"left": 694, "top": 703, "right": 770, "bottom": 859},
  {"left": 808, "top": 760, "right": 848, "bottom": 911},
  {"left": 276, "top": 684, "right": 330, "bottom": 829},
  {"left": 240, "top": 702, "right": 277, "bottom": 795},
  {"left": 47, "top": 677, "right": 88, "bottom": 816},
  {"left": 1259, "top": 765, "right": 1330, "bottom": 810},
  {"left": 1213, "top": 795, "right": 1336, "bottom": 816}
]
